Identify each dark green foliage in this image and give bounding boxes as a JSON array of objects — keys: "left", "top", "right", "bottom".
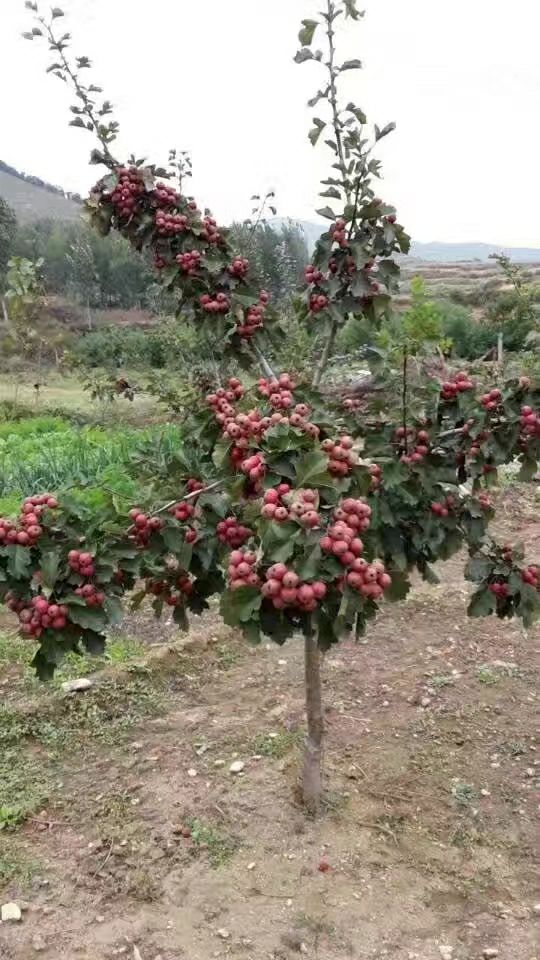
[
  {"left": 0, "top": 197, "right": 17, "bottom": 285},
  {"left": 13, "top": 219, "right": 153, "bottom": 309}
]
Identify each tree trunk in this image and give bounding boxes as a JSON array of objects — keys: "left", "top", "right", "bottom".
[{"left": 301, "top": 628, "right": 324, "bottom": 813}]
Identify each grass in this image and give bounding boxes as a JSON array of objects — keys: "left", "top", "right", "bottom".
[
  {"left": 0, "top": 630, "right": 145, "bottom": 689},
  {"left": 0, "top": 371, "right": 160, "bottom": 421},
  {"left": 0, "top": 419, "right": 184, "bottom": 498},
  {"left": 187, "top": 817, "right": 237, "bottom": 868},
  {"left": 252, "top": 728, "right": 304, "bottom": 759}
]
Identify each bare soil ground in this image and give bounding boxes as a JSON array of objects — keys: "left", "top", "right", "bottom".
[{"left": 0, "top": 488, "right": 538, "bottom": 960}]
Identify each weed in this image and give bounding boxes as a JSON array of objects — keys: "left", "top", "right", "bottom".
[
  {"left": 451, "top": 781, "right": 476, "bottom": 807},
  {"left": 215, "top": 643, "right": 240, "bottom": 669},
  {"left": 431, "top": 674, "right": 454, "bottom": 689},
  {"left": 477, "top": 666, "right": 499, "bottom": 684},
  {"left": 187, "top": 818, "right": 237, "bottom": 868},
  {"left": 0, "top": 849, "right": 40, "bottom": 887},
  {"left": 252, "top": 728, "right": 304, "bottom": 759}
]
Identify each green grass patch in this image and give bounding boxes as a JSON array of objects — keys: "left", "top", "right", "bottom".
[
  {"left": 252, "top": 728, "right": 304, "bottom": 759},
  {"left": 0, "top": 630, "right": 145, "bottom": 688},
  {"left": 187, "top": 817, "right": 237, "bottom": 868}
]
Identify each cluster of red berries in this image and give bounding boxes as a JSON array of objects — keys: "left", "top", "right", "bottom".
[
  {"left": 146, "top": 574, "right": 194, "bottom": 606},
  {"left": 0, "top": 493, "right": 57, "bottom": 547},
  {"left": 155, "top": 210, "right": 188, "bottom": 237},
  {"left": 201, "top": 216, "right": 222, "bottom": 245},
  {"left": 431, "top": 495, "right": 455, "bottom": 517},
  {"left": 154, "top": 182, "right": 178, "bottom": 207},
  {"left": 261, "top": 564, "right": 327, "bottom": 612},
  {"left": 394, "top": 427, "right": 431, "bottom": 465},
  {"left": 309, "top": 293, "right": 329, "bottom": 313},
  {"left": 216, "top": 516, "right": 253, "bottom": 548},
  {"left": 68, "top": 549, "right": 96, "bottom": 578},
  {"left": 236, "top": 290, "right": 270, "bottom": 339},
  {"left": 489, "top": 581, "right": 510, "bottom": 599},
  {"left": 440, "top": 371, "right": 474, "bottom": 400},
  {"left": 522, "top": 564, "right": 539, "bottom": 587},
  {"left": 16, "top": 596, "right": 69, "bottom": 638},
  {"left": 74, "top": 583, "right": 105, "bottom": 607},
  {"left": 240, "top": 452, "right": 266, "bottom": 482},
  {"left": 260, "top": 484, "right": 292, "bottom": 524},
  {"left": 321, "top": 436, "right": 356, "bottom": 477},
  {"left": 176, "top": 250, "right": 202, "bottom": 274},
  {"left": 345, "top": 558, "right": 392, "bottom": 600},
  {"left": 480, "top": 388, "right": 502, "bottom": 412},
  {"left": 228, "top": 257, "right": 249, "bottom": 278},
  {"left": 519, "top": 405, "right": 540, "bottom": 438},
  {"left": 258, "top": 373, "right": 296, "bottom": 399},
  {"left": 227, "top": 549, "right": 260, "bottom": 590},
  {"left": 320, "top": 503, "right": 369, "bottom": 567},
  {"left": 200, "top": 292, "right": 230, "bottom": 314},
  {"left": 305, "top": 265, "right": 324, "bottom": 285},
  {"left": 106, "top": 167, "right": 145, "bottom": 220},
  {"left": 478, "top": 492, "right": 491, "bottom": 511},
  {"left": 169, "top": 501, "right": 195, "bottom": 523},
  {"left": 290, "top": 489, "right": 322, "bottom": 528},
  {"left": 330, "top": 218, "right": 348, "bottom": 248},
  {"left": 128, "top": 509, "right": 164, "bottom": 546},
  {"left": 206, "top": 378, "right": 245, "bottom": 411}
]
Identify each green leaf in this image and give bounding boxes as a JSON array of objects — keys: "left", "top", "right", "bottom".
[
  {"left": 82, "top": 630, "right": 106, "bottom": 656},
  {"left": 294, "top": 48, "right": 314, "bottom": 64},
  {"left": 298, "top": 19, "right": 318, "bottom": 46},
  {"left": 464, "top": 555, "right": 492, "bottom": 583},
  {"left": 294, "top": 450, "right": 331, "bottom": 488},
  {"left": 319, "top": 186, "right": 341, "bottom": 199},
  {"left": 340, "top": 59, "right": 362, "bottom": 71},
  {"left": 162, "top": 525, "right": 186, "bottom": 553},
  {"left": 67, "top": 604, "right": 108, "bottom": 631},
  {"left": 296, "top": 544, "right": 322, "bottom": 581},
  {"left": 7, "top": 547, "right": 31, "bottom": 580},
  {"left": 308, "top": 118, "right": 326, "bottom": 146},
  {"left": 468, "top": 588, "right": 496, "bottom": 618},
  {"left": 345, "top": 102, "right": 367, "bottom": 124},
  {"left": 374, "top": 122, "right": 396, "bottom": 141},
  {"left": 40, "top": 549, "right": 61, "bottom": 590},
  {"left": 316, "top": 206, "right": 338, "bottom": 221},
  {"left": 384, "top": 571, "right": 411, "bottom": 601},
  {"left": 344, "top": 0, "right": 364, "bottom": 19},
  {"left": 220, "top": 587, "right": 262, "bottom": 626},
  {"left": 103, "top": 595, "right": 123, "bottom": 627}
]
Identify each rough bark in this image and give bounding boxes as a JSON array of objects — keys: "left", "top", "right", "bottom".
[{"left": 301, "top": 629, "right": 324, "bottom": 813}]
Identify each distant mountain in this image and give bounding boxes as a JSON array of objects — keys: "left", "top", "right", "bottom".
[
  {"left": 0, "top": 161, "right": 81, "bottom": 224},
  {"left": 274, "top": 219, "right": 540, "bottom": 263},
  {"left": 406, "top": 240, "right": 540, "bottom": 264}
]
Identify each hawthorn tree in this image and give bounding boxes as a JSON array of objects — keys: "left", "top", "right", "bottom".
[{"left": 7, "top": 0, "right": 540, "bottom": 812}]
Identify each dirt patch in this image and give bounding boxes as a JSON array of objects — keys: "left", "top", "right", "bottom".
[{"left": 0, "top": 494, "right": 539, "bottom": 960}]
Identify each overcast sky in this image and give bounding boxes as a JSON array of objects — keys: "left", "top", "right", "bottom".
[{"left": 1, "top": 0, "right": 539, "bottom": 246}]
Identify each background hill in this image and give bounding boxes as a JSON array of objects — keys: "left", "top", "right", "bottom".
[
  {"left": 0, "top": 161, "right": 81, "bottom": 224},
  {"left": 273, "top": 218, "right": 540, "bottom": 263}
]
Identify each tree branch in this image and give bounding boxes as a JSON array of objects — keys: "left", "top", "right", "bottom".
[
  {"left": 312, "top": 316, "right": 339, "bottom": 387},
  {"left": 326, "top": 2, "right": 351, "bottom": 205}
]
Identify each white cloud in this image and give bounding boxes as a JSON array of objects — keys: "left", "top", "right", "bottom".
[{"left": 1, "top": 0, "right": 538, "bottom": 245}]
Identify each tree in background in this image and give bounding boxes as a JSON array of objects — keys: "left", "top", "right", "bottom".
[{"left": 0, "top": 198, "right": 17, "bottom": 288}]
